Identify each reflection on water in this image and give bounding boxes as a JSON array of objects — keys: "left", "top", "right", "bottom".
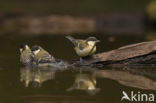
[
  {"left": 95, "top": 69, "right": 156, "bottom": 90},
  {"left": 20, "top": 67, "right": 55, "bottom": 87},
  {"left": 20, "top": 66, "right": 156, "bottom": 94},
  {"left": 67, "top": 72, "right": 100, "bottom": 96}
]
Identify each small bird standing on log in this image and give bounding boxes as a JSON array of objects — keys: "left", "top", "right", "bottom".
[
  {"left": 66, "top": 36, "right": 100, "bottom": 62},
  {"left": 31, "top": 45, "right": 55, "bottom": 65},
  {"left": 19, "top": 43, "right": 34, "bottom": 66}
]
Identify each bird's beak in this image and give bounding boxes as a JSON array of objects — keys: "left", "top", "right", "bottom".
[{"left": 96, "top": 40, "right": 100, "bottom": 43}]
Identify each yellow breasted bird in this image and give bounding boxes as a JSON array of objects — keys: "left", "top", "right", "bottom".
[
  {"left": 31, "top": 45, "right": 55, "bottom": 65},
  {"left": 66, "top": 36, "right": 100, "bottom": 60},
  {"left": 19, "top": 43, "right": 34, "bottom": 66}
]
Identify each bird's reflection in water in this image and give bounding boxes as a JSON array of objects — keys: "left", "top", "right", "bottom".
[
  {"left": 20, "top": 65, "right": 156, "bottom": 96},
  {"left": 20, "top": 67, "right": 56, "bottom": 88},
  {"left": 67, "top": 72, "right": 100, "bottom": 96}
]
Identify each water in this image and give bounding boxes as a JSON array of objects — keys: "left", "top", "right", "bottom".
[{"left": 0, "top": 33, "right": 156, "bottom": 103}]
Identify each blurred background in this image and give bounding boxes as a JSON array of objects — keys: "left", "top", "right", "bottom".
[
  {"left": 0, "top": 0, "right": 156, "bottom": 36},
  {"left": 0, "top": 0, "right": 156, "bottom": 103}
]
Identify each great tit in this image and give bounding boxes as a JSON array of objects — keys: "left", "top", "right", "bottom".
[
  {"left": 66, "top": 36, "right": 100, "bottom": 63},
  {"left": 31, "top": 45, "right": 55, "bottom": 65},
  {"left": 19, "top": 43, "right": 33, "bottom": 66},
  {"left": 66, "top": 36, "right": 100, "bottom": 57}
]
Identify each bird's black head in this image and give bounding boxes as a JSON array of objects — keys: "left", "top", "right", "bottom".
[
  {"left": 86, "top": 37, "right": 100, "bottom": 42},
  {"left": 20, "top": 43, "right": 29, "bottom": 52},
  {"left": 31, "top": 45, "right": 41, "bottom": 51}
]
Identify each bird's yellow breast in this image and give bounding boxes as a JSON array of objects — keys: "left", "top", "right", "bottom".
[{"left": 75, "top": 45, "right": 96, "bottom": 57}]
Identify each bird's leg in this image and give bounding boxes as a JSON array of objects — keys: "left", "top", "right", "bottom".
[
  {"left": 80, "top": 57, "right": 83, "bottom": 63},
  {"left": 79, "top": 57, "right": 83, "bottom": 73}
]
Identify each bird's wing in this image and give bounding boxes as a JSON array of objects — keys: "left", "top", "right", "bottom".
[
  {"left": 38, "top": 51, "right": 54, "bottom": 63},
  {"left": 77, "top": 40, "right": 88, "bottom": 50}
]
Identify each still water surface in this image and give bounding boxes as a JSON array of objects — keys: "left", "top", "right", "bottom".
[{"left": 0, "top": 34, "right": 156, "bottom": 103}]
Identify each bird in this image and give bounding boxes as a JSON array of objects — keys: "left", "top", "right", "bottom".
[
  {"left": 66, "top": 36, "right": 100, "bottom": 62},
  {"left": 31, "top": 45, "right": 55, "bottom": 65},
  {"left": 19, "top": 43, "right": 34, "bottom": 66}
]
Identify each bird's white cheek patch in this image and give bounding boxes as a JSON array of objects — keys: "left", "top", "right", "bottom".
[
  {"left": 88, "top": 41, "right": 95, "bottom": 46},
  {"left": 25, "top": 45, "right": 29, "bottom": 50},
  {"left": 33, "top": 49, "right": 40, "bottom": 55}
]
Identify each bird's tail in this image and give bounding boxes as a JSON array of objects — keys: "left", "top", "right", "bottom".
[{"left": 66, "top": 35, "right": 76, "bottom": 46}]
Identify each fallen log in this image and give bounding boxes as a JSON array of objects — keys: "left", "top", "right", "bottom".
[{"left": 75, "top": 40, "right": 156, "bottom": 67}]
